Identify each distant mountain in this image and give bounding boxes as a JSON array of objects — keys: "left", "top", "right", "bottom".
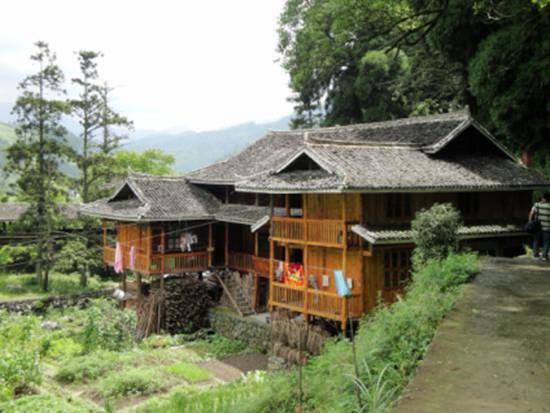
[
  {"left": 0, "top": 122, "right": 79, "bottom": 182},
  {"left": 125, "top": 116, "right": 292, "bottom": 172}
]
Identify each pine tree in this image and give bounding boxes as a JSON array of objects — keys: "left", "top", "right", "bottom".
[{"left": 5, "top": 41, "right": 72, "bottom": 291}]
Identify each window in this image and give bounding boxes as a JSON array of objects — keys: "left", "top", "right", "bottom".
[
  {"left": 384, "top": 249, "right": 412, "bottom": 289},
  {"left": 458, "top": 193, "right": 480, "bottom": 217},
  {"left": 386, "top": 194, "right": 412, "bottom": 219}
]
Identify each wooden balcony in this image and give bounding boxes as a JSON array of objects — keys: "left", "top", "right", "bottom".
[
  {"left": 104, "top": 246, "right": 208, "bottom": 275},
  {"left": 270, "top": 281, "right": 363, "bottom": 325},
  {"left": 271, "top": 217, "right": 361, "bottom": 248},
  {"left": 227, "top": 252, "right": 273, "bottom": 277}
]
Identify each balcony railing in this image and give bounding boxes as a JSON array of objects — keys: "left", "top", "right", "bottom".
[
  {"left": 270, "top": 281, "right": 362, "bottom": 324},
  {"left": 271, "top": 217, "right": 361, "bottom": 247},
  {"left": 227, "top": 252, "right": 272, "bottom": 277},
  {"left": 104, "top": 246, "right": 208, "bottom": 275}
]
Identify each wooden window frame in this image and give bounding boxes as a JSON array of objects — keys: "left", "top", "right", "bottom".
[
  {"left": 386, "top": 193, "right": 412, "bottom": 219},
  {"left": 383, "top": 248, "right": 412, "bottom": 290}
]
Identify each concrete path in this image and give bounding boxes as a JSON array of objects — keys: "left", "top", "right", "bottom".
[{"left": 395, "top": 257, "right": 550, "bottom": 413}]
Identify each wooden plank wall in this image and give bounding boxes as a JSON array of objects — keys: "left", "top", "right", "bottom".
[
  {"left": 306, "top": 247, "right": 362, "bottom": 296},
  {"left": 305, "top": 193, "right": 362, "bottom": 221},
  {"left": 363, "top": 191, "right": 533, "bottom": 226}
]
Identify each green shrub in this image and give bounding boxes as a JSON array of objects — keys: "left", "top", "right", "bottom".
[
  {"left": 186, "top": 334, "right": 247, "bottom": 358},
  {"left": 165, "top": 362, "right": 212, "bottom": 383},
  {"left": 42, "top": 337, "right": 84, "bottom": 360},
  {"left": 96, "top": 368, "right": 165, "bottom": 399},
  {"left": 411, "top": 203, "right": 462, "bottom": 264},
  {"left": 55, "top": 351, "right": 118, "bottom": 383},
  {"left": 81, "top": 299, "right": 136, "bottom": 352},
  {"left": 0, "top": 312, "right": 42, "bottom": 401},
  {"left": 140, "top": 334, "right": 176, "bottom": 349}
]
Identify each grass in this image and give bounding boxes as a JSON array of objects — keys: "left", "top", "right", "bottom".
[
  {"left": 165, "top": 362, "right": 212, "bottom": 383},
  {"left": 185, "top": 334, "right": 248, "bottom": 359},
  {"left": 0, "top": 272, "right": 116, "bottom": 301}
]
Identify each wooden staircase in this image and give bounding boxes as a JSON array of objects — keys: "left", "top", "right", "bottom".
[{"left": 216, "top": 271, "right": 255, "bottom": 316}]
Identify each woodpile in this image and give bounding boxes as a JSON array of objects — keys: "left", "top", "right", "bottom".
[
  {"left": 135, "top": 274, "right": 212, "bottom": 339},
  {"left": 162, "top": 275, "right": 211, "bottom": 334},
  {"left": 270, "top": 310, "right": 330, "bottom": 364}
]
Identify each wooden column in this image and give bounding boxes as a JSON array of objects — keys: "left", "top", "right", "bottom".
[
  {"left": 254, "top": 232, "right": 259, "bottom": 257},
  {"left": 285, "top": 194, "right": 290, "bottom": 216},
  {"left": 268, "top": 238, "right": 274, "bottom": 311},
  {"left": 160, "top": 224, "right": 166, "bottom": 274},
  {"left": 208, "top": 223, "right": 213, "bottom": 267},
  {"left": 303, "top": 194, "right": 309, "bottom": 320},
  {"left": 224, "top": 222, "right": 229, "bottom": 267},
  {"left": 342, "top": 196, "right": 349, "bottom": 326},
  {"left": 137, "top": 272, "right": 142, "bottom": 301},
  {"left": 102, "top": 220, "right": 107, "bottom": 249}
]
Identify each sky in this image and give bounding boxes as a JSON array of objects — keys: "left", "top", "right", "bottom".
[{"left": 0, "top": 0, "right": 293, "bottom": 132}]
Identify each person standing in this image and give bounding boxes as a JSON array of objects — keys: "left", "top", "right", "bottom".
[
  {"left": 530, "top": 194, "right": 550, "bottom": 261},
  {"left": 530, "top": 196, "right": 544, "bottom": 258}
]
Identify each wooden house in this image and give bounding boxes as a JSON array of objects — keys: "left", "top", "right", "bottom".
[{"left": 81, "top": 111, "right": 550, "bottom": 328}]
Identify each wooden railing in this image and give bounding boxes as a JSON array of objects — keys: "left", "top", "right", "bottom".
[
  {"left": 228, "top": 252, "right": 254, "bottom": 273},
  {"left": 252, "top": 256, "right": 271, "bottom": 277},
  {"left": 271, "top": 217, "right": 360, "bottom": 248},
  {"left": 103, "top": 246, "right": 208, "bottom": 275},
  {"left": 270, "top": 282, "right": 362, "bottom": 325}
]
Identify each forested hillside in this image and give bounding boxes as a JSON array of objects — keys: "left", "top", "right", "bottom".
[{"left": 125, "top": 116, "right": 291, "bottom": 172}]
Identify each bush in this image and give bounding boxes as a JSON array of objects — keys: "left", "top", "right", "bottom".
[
  {"left": 411, "top": 203, "right": 462, "bottom": 264},
  {"left": 81, "top": 299, "right": 136, "bottom": 352},
  {"left": 0, "top": 312, "right": 42, "bottom": 401},
  {"left": 42, "top": 337, "right": 84, "bottom": 360},
  {"left": 96, "top": 368, "right": 165, "bottom": 399},
  {"left": 0, "top": 244, "right": 37, "bottom": 272},
  {"left": 55, "top": 351, "right": 118, "bottom": 383}
]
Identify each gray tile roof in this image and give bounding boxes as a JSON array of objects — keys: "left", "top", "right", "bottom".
[
  {"left": 351, "top": 223, "right": 527, "bottom": 245},
  {"left": 80, "top": 173, "right": 220, "bottom": 221},
  {"left": 214, "top": 204, "right": 271, "bottom": 230},
  {"left": 187, "top": 111, "right": 550, "bottom": 193},
  {"left": 0, "top": 203, "right": 80, "bottom": 222}
]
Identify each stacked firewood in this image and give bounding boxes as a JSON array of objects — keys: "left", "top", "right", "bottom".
[
  {"left": 271, "top": 310, "right": 330, "bottom": 364},
  {"left": 161, "top": 276, "right": 212, "bottom": 334}
]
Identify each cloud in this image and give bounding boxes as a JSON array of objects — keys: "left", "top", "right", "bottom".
[{"left": 0, "top": 0, "right": 293, "bottom": 131}]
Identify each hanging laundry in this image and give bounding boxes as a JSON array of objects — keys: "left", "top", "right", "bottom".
[
  {"left": 285, "top": 263, "right": 304, "bottom": 287},
  {"left": 333, "top": 270, "right": 350, "bottom": 297},
  {"left": 129, "top": 246, "right": 136, "bottom": 270},
  {"left": 275, "top": 261, "right": 284, "bottom": 282},
  {"left": 114, "top": 241, "right": 124, "bottom": 274},
  {"left": 179, "top": 232, "right": 198, "bottom": 252}
]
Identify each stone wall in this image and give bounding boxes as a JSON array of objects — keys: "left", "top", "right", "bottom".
[
  {"left": 209, "top": 306, "right": 270, "bottom": 353},
  {"left": 0, "top": 289, "right": 115, "bottom": 314}
]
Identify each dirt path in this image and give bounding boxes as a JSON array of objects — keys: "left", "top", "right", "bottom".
[{"left": 395, "top": 257, "right": 550, "bottom": 413}]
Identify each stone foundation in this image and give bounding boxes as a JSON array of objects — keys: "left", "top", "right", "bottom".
[
  {"left": 0, "top": 289, "right": 115, "bottom": 314},
  {"left": 209, "top": 306, "right": 270, "bottom": 353}
]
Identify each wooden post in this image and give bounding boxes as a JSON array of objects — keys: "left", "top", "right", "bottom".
[
  {"left": 285, "top": 194, "right": 290, "bottom": 217},
  {"left": 102, "top": 220, "right": 107, "bottom": 249},
  {"left": 342, "top": 195, "right": 348, "bottom": 287},
  {"left": 160, "top": 224, "right": 166, "bottom": 274},
  {"left": 268, "top": 238, "right": 274, "bottom": 311},
  {"left": 254, "top": 231, "right": 259, "bottom": 257},
  {"left": 158, "top": 273, "right": 165, "bottom": 332},
  {"left": 303, "top": 244, "right": 309, "bottom": 320},
  {"left": 208, "top": 223, "right": 213, "bottom": 267},
  {"left": 137, "top": 272, "right": 142, "bottom": 301},
  {"left": 224, "top": 222, "right": 229, "bottom": 267}
]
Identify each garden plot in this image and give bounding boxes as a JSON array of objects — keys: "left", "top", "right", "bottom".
[{"left": 0, "top": 299, "right": 264, "bottom": 413}]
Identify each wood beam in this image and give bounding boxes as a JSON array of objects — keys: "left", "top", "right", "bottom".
[
  {"left": 224, "top": 222, "right": 229, "bottom": 267},
  {"left": 208, "top": 223, "right": 213, "bottom": 267},
  {"left": 160, "top": 224, "right": 166, "bottom": 274},
  {"left": 268, "top": 238, "right": 274, "bottom": 311}
]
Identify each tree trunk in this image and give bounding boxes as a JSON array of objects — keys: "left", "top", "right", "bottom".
[{"left": 80, "top": 263, "right": 89, "bottom": 287}]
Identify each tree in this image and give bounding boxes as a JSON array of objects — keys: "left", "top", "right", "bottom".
[
  {"left": 113, "top": 149, "right": 176, "bottom": 176},
  {"left": 5, "top": 41, "right": 72, "bottom": 290},
  {"left": 71, "top": 50, "right": 103, "bottom": 204},
  {"left": 277, "top": 0, "right": 465, "bottom": 127}
]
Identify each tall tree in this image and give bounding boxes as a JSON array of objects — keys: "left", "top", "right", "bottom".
[
  {"left": 113, "top": 149, "right": 176, "bottom": 176},
  {"left": 5, "top": 41, "right": 72, "bottom": 290},
  {"left": 88, "top": 82, "right": 133, "bottom": 199},
  {"left": 71, "top": 50, "right": 103, "bottom": 204}
]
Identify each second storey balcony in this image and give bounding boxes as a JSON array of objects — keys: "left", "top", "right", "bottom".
[{"left": 271, "top": 216, "right": 361, "bottom": 248}]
